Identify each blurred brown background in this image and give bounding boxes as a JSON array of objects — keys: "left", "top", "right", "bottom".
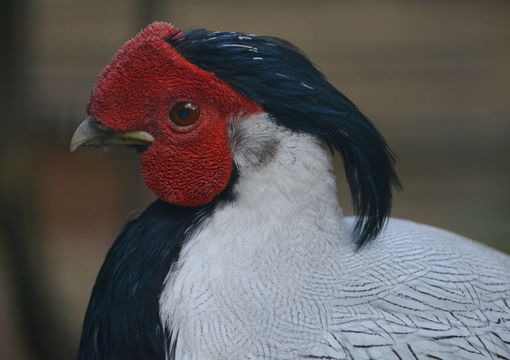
[{"left": 1, "top": 0, "right": 509, "bottom": 359}]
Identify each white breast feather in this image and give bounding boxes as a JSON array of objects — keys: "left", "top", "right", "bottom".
[{"left": 159, "top": 114, "right": 510, "bottom": 360}]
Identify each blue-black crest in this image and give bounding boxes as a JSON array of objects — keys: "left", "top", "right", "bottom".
[{"left": 167, "top": 29, "right": 401, "bottom": 248}]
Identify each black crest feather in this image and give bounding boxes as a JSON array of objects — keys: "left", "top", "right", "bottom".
[{"left": 168, "top": 30, "right": 401, "bottom": 248}]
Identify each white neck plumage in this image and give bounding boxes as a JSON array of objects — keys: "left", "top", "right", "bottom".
[
  {"left": 230, "top": 113, "right": 343, "bottom": 216},
  {"left": 160, "top": 113, "right": 354, "bottom": 357}
]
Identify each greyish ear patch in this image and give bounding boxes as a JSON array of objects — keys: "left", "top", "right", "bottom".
[{"left": 229, "top": 113, "right": 280, "bottom": 172}]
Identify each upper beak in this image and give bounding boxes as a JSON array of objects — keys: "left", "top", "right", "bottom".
[{"left": 70, "top": 116, "right": 155, "bottom": 152}]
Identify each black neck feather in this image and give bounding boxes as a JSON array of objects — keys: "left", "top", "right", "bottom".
[{"left": 77, "top": 171, "right": 237, "bottom": 360}]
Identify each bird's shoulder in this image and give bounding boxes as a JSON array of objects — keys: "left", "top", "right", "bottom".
[
  {"left": 344, "top": 216, "right": 510, "bottom": 276},
  {"left": 320, "top": 217, "right": 510, "bottom": 359}
]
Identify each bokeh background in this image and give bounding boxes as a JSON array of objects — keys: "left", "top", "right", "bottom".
[{"left": 1, "top": 0, "right": 509, "bottom": 359}]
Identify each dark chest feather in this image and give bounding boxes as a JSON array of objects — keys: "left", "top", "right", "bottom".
[{"left": 77, "top": 200, "right": 205, "bottom": 360}]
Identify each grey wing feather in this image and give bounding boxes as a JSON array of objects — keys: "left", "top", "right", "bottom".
[{"left": 314, "top": 218, "right": 510, "bottom": 360}]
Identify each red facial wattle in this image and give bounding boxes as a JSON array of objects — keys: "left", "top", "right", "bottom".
[{"left": 86, "top": 22, "right": 261, "bottom": 207}]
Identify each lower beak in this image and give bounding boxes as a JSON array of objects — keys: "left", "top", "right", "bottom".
[{"left": 70, "top": 117, "right": 155, "bottom": 152}]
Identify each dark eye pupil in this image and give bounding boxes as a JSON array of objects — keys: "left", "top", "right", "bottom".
[
  {"left": 177, "top": 107, "right": 190, "bottom": 120},
  {"left": 169, "top": 101, "right": 200, "bottom": 128}
]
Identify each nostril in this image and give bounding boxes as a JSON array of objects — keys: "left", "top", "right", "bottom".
[{"left": 89, "top": 116, "right": 110, "bottom": 131}]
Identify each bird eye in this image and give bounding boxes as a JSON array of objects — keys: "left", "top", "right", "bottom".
[{"left": 169, "top": 102, "right": 200, "bottom": 128}]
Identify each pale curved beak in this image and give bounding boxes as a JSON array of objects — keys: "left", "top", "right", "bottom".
[{"left": 70, "top": 117, "right": 155, "bottom": 152}]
